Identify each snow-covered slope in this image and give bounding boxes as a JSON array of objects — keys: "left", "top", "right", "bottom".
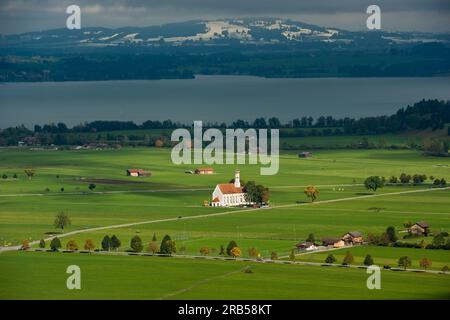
[{"left": 1, "top": 18, "right": 448, "bottom": 49}]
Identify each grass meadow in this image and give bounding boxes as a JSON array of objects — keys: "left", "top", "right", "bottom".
[{"left": 0, "top": 146, "right": 449, "bottom": 299}]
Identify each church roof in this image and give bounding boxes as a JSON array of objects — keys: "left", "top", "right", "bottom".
[{"left": 218, "top": 183, "right": 244, "bottom": 194}]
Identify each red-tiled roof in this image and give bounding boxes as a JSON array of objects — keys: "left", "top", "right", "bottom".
[
  {"left": 197, "top": 167, "right": 214, "bottom": 171},
  {"left": 218, "top": 183, "right": 244, "bottom": 194},
  {"left": 127, "top": 169, "right": 146, "bottom": 173}
]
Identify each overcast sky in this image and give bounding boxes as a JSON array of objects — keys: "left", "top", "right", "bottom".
[{"left": 1, "top": 0, "right": 450, "bottom": 34}]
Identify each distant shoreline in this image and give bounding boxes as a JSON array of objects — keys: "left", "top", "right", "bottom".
[{"left": 1, "top": 74, "right": 450, "bottom": 85}]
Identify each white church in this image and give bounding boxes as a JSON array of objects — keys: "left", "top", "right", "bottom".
[{"left": 211, "top": 170, "right": 249, "bottom": 207}]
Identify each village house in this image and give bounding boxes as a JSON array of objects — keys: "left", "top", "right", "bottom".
[
  {"left": 298, "top": 151, "right": 312, "bottom": 158},
  {"left": 321, "top": 237, "right": 345, "bottom": 248},
  {"left": 211, "top": 170, "right": 249, "bottom": 207},
  {"left": 409, "top": 221, "right": 430, "bottom": 236},
  {"left": 341, "top": 231, "right": 363, "bottom": 245},
  {"left": 18, "top": 136, "right": 39, "bottom": 147},
  {"left": 195, "top": 167, "right": 215, "bottom": 174},
  {"left": 126, "top": 169, "right": 151, "bottom": 177},
  {"left": 295, "top": 242, "right": 318, "bottom": 252}
]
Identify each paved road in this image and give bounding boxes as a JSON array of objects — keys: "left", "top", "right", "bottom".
[
  {"left": 1, "top": 186, "right": 448, "bottom": 253},
  {"left": 278, "top": 245, "right": 357, "bottom": 259}
]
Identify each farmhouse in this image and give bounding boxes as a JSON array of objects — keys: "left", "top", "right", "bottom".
[
  {"left": 296, "top": 242, "right": 318, "bottom": 252},
  {"left": 298, "top": 151, "right": 312, "bottom": 158},
  {"left": 126, "top": 169, "right": 151, "bottom": 177},
  {"left": 342, "top": 231, "right": 363, "bottom": 245},
  {"left": 195, "top": 167, "right": 214, "bottom": 174},
  {"left": 211, "top": 170, "right": 249, "bottom": 207},
  {"left": 321, "top": 237, "right": 345, "bottom": 248},
  {"left": 18, "top": 136, "right": 39, "bottom": 147},
  {"left": 409, "top": 221, "right": 430, "bottom": 235}
]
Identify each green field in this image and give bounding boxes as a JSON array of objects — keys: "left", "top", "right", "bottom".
[
  {"left": 0, "top": 146, "right": 449, "bottom": 299},
  {"left": 1, "top": 251, "right": 449, "bottom": 300}
]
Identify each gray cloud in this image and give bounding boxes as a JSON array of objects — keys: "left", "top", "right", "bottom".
[{"left": 1, "top": 0, "right": 450, "bottom": 34}]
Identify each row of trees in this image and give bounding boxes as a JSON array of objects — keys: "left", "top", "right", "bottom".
[
  {"left": 366, "top": 226, "right": 399, "bottom": 246},
  {"left": 364, "top": 173, "right": 447, "bottom": 193},
  {"left": 38, "top": 236, "right": 248, "bottom": 259},
  {"left": 31, "top": 237, "right": 450, "bottom": 272},
  {"left": 2, "top": 100, "right": 448, "bottom": 146},
  {"left": 389, "top": 173, "right": 447, "bottom": 186},
  {"left": 21, "top": 99, "right": 450, "bottom": 133},
  {"left": 322, "top": 253, "right": 445, "bottom": 271}
]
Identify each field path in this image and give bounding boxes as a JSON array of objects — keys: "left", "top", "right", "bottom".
[
  {"left": 0, "top": 183, "right": 363, "bottom": 198},
  {"left": 1, "top": 186, "right": 449, "bottom": 253}
]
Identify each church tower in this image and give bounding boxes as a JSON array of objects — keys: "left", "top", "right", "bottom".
[{"left": 234, "top": 170, "right": 241, "bottom": 188}]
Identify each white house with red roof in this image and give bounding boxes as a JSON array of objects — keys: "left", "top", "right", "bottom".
[{"left": 211, "top": 170, "right": 248, "bottom": 207}]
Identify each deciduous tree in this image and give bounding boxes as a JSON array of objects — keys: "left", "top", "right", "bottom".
[
  {"left": 364, "top": 176, "right": 385, "bottom": 192},
  {"left": 148, "top": 241, "right": 159, "bottom": 254},
  {"left": 164, "top": 240, "right": 176, "bottom": 255},
  {"left": 24, "top": 169, "right": 35, "bottom": 180},
  {"left": 289, "top": 249, "right": 296, "bottom": 262},
  {"left": 50, "top": 237, "right": 62, "bottom": 251},
  {"left": 130, "top": 235, "right": 143, "bottom": 252},
  {"left": 21, "top": 239, "right": 30, "bottom": 250},
  {"left": 306, "top": 233, "right": 315, "bottom": 243},
  {"left": 226, "top": 240, "right": 238, "bottom": 256},
  {"left": 84, "top": 239, "right": 95, "bottom": 251},
  {"left": 342, "top": 252, "right": 354, "bottom": 265},
  {"left": 231, "top": 247, "right": 241, "bottom": 258},
  {"left": 54, "top": 211, "right": 71, "bottom": 231},
  {"left": 66, "top": 240, "right": 78, "bottom": 251},
  {"left": 325, "top": 254, "right": 336, "bottom": 264},
  {"left": 398, "top": 256, "right": 412, "bottom": 269},
  {"left": 363, "top": 254, "right": 374, "bottom": 266},
  {"left": 386, "top": 226, "right": 398, "bottom": 243},
  {"left": 304, "top": 185, "right": 319, "bottom": 202},
  {"left": 270, "top": 251, "right": 278, "bottom": 260},
  {"left": 248, "top": 247, "right": 259, "bottom": 258},
  {"left": 419, "top": 258, "right": 432, "bottom": 269}
]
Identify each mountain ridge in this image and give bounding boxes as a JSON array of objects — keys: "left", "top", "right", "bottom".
[{"left": 2, "top": 17, "right": 449, "bottom": 49}]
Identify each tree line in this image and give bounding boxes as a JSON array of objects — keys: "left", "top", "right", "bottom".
[{"left": 1, "top": 100, "right": 448, "bottom": 147}]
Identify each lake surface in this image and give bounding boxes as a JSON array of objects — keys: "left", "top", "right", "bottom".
[{"left": 1, "top": 76, "right": 450, "bottom": 128}]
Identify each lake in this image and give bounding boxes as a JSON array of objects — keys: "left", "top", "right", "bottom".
[{"left": 1, "top": 76, "right": 449, "bottom": 128}]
